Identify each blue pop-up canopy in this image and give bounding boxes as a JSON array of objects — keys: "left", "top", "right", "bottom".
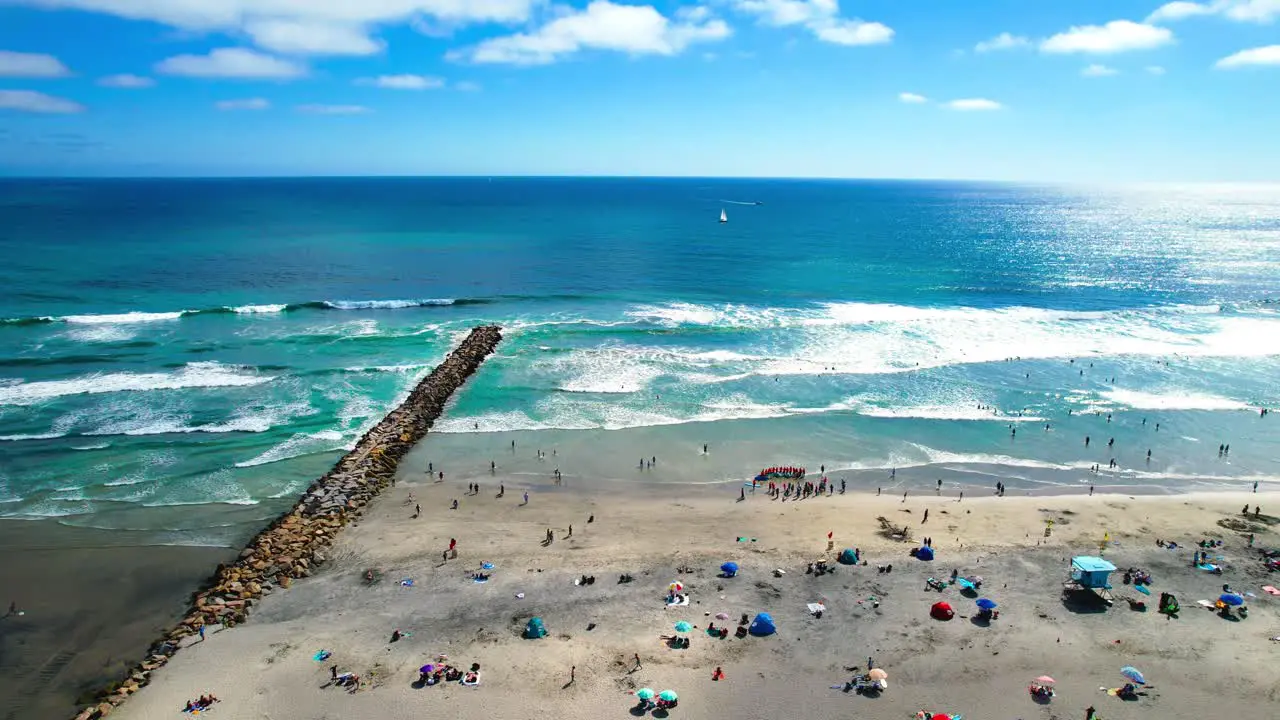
[{"left": 749, "top": 612, "right": 776, "bottom": 636}]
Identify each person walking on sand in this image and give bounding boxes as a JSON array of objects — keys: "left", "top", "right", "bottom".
[
  {"left": 1089, "top": 485, "right": 1094, "bottom": 497},
  {"left": 523, "top": 491, "right": 529, "bottom": 505},
  {"left": 923, "top": 509, "right": 929, "bottom": 524},
  {"left": 1085, "top": 706, "right": 1096, "bottom": 720},
  {"left": 449, "top": 538, "right": 457, "bottom": 556},
  {"left": 958, "top": 491, "right": 963, "bottom": 502},
  {"left": 633, "top": 653, "right": 642, "bottom": 671},
  {"left": 198, "top": 625, "right": 206, "bottom": 642},
  {"left": 903, "top": 491, "right": 908, "bottom": 502},
  {"left": 569, "top": 666, "right": 575, "bottom": 685},
  {"left": 413, "top": 503, "right": 421, "bottom": 518},
  {"left": 567, "top": 524, "right": 572, "bottom": 538}
]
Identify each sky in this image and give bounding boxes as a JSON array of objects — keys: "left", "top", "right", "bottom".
[{"left": 0, "top": 0, "right": 1278, "bottom": 180}]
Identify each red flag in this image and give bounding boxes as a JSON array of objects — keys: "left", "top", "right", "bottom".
[{"left": 827, "top": 531, "right": 833, "bottom": 539}]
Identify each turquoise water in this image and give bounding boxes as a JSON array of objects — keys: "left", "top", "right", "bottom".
[{"left": 2, "top": 178, "right": 1279, "bottom": 545}]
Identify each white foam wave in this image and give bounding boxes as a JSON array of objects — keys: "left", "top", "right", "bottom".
[
  {"left": 624, "top": 301, "right": 1280, "bottom": 378},
  {"left": 232, "top": 304, "right": 287, "bottom": 314},
  {"left": 0, "top": 432, "right": 66, "bottom": 441},
  {"left": 0, "top": 362, "right": 273, "bottom": 406},
  {"left": 235, "top": 430, "right": 345, "bottom": 468},
  {"left": 64, "top": 324, "right": 135, "bottom": 343},
  {"left": 62, "top": 311, "right": 186, "bottom": 324},
  {"left": 326, "top": 299, "right": 453, "bottom": 310},
  {"left": 1101, "top": 388, "right": 1252, "bottom": 411},
  {"left": 852, "top": 404, "right": 1046, "bottom": 423},
  {"left": 70, "top": 442, "right": 109, "bottom": 451}
]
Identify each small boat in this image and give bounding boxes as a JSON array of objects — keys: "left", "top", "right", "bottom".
[{"left": 719, "top": 208, "right": 727, "bottom": 223}]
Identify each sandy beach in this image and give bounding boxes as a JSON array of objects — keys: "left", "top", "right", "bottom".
[{"left": 107, "top": 456, "right": 1280, "bottom": 720}]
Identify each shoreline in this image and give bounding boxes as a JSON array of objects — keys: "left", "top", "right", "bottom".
[{"left": 57, "top": 326, "right": 503, "bottom": 720}]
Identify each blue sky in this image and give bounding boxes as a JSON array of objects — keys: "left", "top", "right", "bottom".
[{"left": 1, "top": 0, "right": 1278, "bottom": 180}]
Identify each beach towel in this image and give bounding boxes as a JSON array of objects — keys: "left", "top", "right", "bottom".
[
  {"left": 399, "top": 578, "right": 415, "bottom": 587},
  {"left": 666, "top": 596, "right": 690, "bottom": 607},
  {"left": 1135, "top": 585, "right": 1150, "bottom": 596},
  {"left": 807, "top": 602, "right": 826, "bottom": 615},
  {"left": 313, "top": 650, "right": 332, "bottom": 662},
  {"left": 1262, "top": 586, "right": 1280, "bottom": 596}
]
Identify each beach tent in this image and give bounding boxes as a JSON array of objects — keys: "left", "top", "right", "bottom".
[
  {"left": 838, "top": 548, "right": 858, "bottom": 565},
  {"left": 930, "top": 601, "right": 955, "bottom": 620},
  {"left": 720, "top": 562, "right": 739, "bottom": 577},
  {"left": 1070, "top": 556, "right": 1116, "bottom": 589},
  {"left": 523, "top": 617, "right": 547, "bottom": 639},
  {"left": 917, "top": 546, "right": 935, "bottom": 561},
  {"left": 748, "top": 612, "right": 777, "bottom": 636}
]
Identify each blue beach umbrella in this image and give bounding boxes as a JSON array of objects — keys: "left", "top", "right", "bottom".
[
  {"left": 674, "top": 621, "right": 693, "bottom": 633},
  {"left": 636, "top": 688, "right": 655, "bottom": 700},
  {"left": 1120, "top": 666, "right": 1146, "bottom": 684},
  {"left": 975, "top": 598, "right": 998, "bottom": 610},
  {"left": 1219, "top": 593, "right": 1244, "bottom": 606},
  {"left": 659, "top": 690, "right": 678, "bottom": 702},
  {"left": 721, "top": 562, "right": 739, "bottom": 575}
]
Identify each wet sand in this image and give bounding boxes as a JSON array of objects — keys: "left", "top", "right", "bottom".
[
  {"left": 0, "top": 521, "right": 235, "bottom": 720},
  {"left": 107, "top": 463, "right": 1280, "bottom": 720}
]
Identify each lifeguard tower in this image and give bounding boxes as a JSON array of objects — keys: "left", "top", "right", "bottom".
[{"left": 1064, "top": 556, "right": 1117, "bottom": 605}]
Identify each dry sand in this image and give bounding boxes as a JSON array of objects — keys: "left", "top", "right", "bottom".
[{"left": 109, "top": 473, "right": 1280, "bottom": 720}]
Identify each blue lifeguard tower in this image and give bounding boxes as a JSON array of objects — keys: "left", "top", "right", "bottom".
[{"left": 1065, "top": 556, "right": 1117, "bottom": 604}]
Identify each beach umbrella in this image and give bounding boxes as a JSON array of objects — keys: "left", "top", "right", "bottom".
[
  {"left": 721, "top": 561, "right": 739, "bottom": 575},
  {"left": 669, "top": 581, "right": 684, "bottom": 592},
  {"left": 1219, "top": 593, "right": 1245, "bottom": 606},
  {"left": 1034, "top": 676, "right": 1056, "bottom": 685},
  {"left": 868, "top": 668, "right": 888, "bottom": 681},
  {"left": 674, "top": 621, "right": 693, "bottom": 632},
  {"left": 976, "top": 598, "right": 998, "bottom": 610},
  {"left": 419, "top": 664, "right": 434, "bottom": 674},
  {"left": 636, "top": 688, "right": 655, "bottom": 701},
  {"left": 714, "top": 612, "right": 730, "bottom": 620},
  {"left": 1120, "top": 666, "right": 1146, "bottom": 684},
  {"left": 931, "top": 713, "right": 950, "bottom": 720},
  {"left": 659, "top": 690, "right": 678, "bottom": 702}
]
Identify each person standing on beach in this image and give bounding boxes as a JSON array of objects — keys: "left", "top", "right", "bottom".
[
  {"left": 1254, "top": 481, "right": 1259, "bottom": 493},
  {"left": 198, "top": 625, "right": 206, "bottom": 642},
  {"left": 414, "top": 503, "right": 421, "bottom": 518},
  {"left": 567, "top": 524, "right": 572, "bottom": 538},
  {"left": 633, "top": 653, "right": 642, "bottom": 671},
  {"left": 958, "top": 492, "right": 964, "bottom": 502},
  {"left": 449, "top": 538, "right": 457, "bottom": 557},
  {"left": 922, "top": 509, "right": 929, "bottom": 524},
  {"left": 903, "top": 491, "right": 908, "bottom": 502},
  {"left": 1089, "top": 485, "right": 1094, "bottom": 496},
  {"left": 523, "top": 491, "right": 529, "bottom": 505},
  {"left": 840, "top": 478, "right": 846, "bottom": 494},
  {"left": 1085, "top": 706, "right": 1096, "bottom": 720}
]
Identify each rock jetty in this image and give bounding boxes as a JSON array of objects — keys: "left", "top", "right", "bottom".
[{"left": 72, "top": 326, "right": 502, "bottom": 720}]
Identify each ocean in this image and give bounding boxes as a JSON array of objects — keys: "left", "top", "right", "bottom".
[{"left": 2, "top": 177, "right": 1280, "bottom": 548}]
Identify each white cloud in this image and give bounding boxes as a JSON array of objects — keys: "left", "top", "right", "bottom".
[
  {"left": 1146, "top": 64, "right": 1167, "bottom": 74},
  {"left": 98, "top": 73, "right": 154, "bottom": 87},
  {"left": 974, "top": 32, "right": 1029, "bottom": 53},
  {"left": 297, "top": 104, "right": 372, "bottom": 114},
  {"left": 451, "top": 1, "right": 730, "bottom": 66},
  {"left": 1041, "top": 20, "right": 1173, "bottom": 54},
  {"left": 898, "top": 91, "right": 927, "bottom": 103},
  {"left": 1215, "top": 44, "right": 1280, "bottom": 68},
  {"left": 10, "top": 1, "right": 539, "bottom": 56},
  {"left": 155, "top": 48, "right": 306, "bottom": 79},
  {"left": 946, "top": 98, "right": 1002, "bottom": 111},
  {"left": 1146, "top": 1, "right": 1219, "bottom": 21},
  {"left": 454, "top": 80, "right": 482, "bottom": 91},
  {"left": 0, "top": 89, "right": 84, "bottom": 113},
  {"left": 0, "top": 50, "right": 71, "bottom": 77},
  {"left": 215, "top": 97, "right": 269, "bottom": 110},
  {"left": 356, "top": 74, "right": 444, "bottom": 89},
  {"left": 1082, "top": 63, "right": 1119, "bottom": 76},
  {"left": 245, "top": 19, "right": 384, "bottom": 55},
  {"left": 1147, "top": 1, "right": 1280, "bottom": 24},
  {"left": 733, "top": 0, "right": 893, "bottom": 46}
]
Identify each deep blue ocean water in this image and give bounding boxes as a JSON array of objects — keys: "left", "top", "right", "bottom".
[{"left": 2, "top": 178, "right": 1279, "bottom": 545}]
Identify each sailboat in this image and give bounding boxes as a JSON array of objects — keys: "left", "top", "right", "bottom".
[{"left": 719, "top": 208, "right": 727, "bottom": 224}]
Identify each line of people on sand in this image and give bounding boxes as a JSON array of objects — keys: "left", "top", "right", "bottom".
[
  {"left": 760, "top": 466, "right": 806, "bottom": 479},
  {"left": 763, "top": 475, "right": 835, "bottom": 499},
  {"left": 181, "top": 694, "right": 219, "bottom": 713}
]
